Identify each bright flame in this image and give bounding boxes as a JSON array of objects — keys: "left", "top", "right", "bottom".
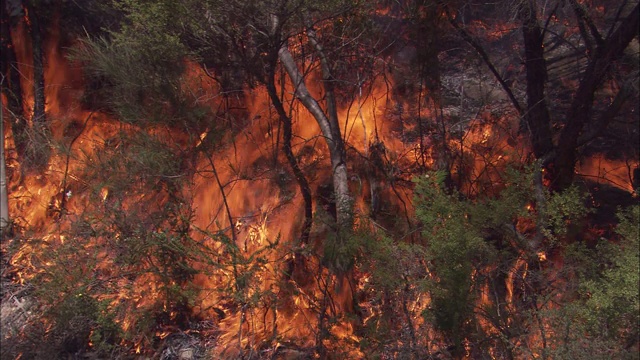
[{"left": 577, "top": 154, "right": 637, "bottom": 193}]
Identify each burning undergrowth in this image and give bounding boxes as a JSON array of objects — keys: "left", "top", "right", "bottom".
[{"left": 1, "top": 1, "right": 639, "bottom": 359}]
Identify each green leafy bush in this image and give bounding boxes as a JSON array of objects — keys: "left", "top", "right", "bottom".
[{"left": 412, "top": 168, "right": 638, "bottom": 358}]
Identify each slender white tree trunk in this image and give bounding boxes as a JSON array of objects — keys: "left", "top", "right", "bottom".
[
  {"left": 1, "top": 104, "right": 9, "bottom": 230},
  {"left": 278, "top": 44, "right": 352, "bottom": 227}
]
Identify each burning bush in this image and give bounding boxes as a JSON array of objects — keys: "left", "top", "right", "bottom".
[{"left": 1, "top": 0, "right": 638, "bottom": 358}]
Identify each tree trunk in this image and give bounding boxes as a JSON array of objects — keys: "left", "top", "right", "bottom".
[
  {"left": 278, "top": 44, "right": 352, "bottom": 227},
  {"left": 303, "top": 19, "right": 352, "bottom": 227},
  {"left": 1, "top": 104, "right": 9, "bottom": 231},
  {"left": 520, "top": 0, "right": 554, "bottom": 159},
  {"left": 1, "top": 9, "right": 26, "bottom": 159},
  {"left": 26, "top": 1, "right": 46, "bottom": 125},
  {"left": 265, "top": 63, "right": 313, "bottom": 245},
  {"left": 553, "top": 3, "right": 639, "bottom": 189}
]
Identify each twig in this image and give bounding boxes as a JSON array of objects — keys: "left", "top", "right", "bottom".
[{"left": 59, "top": 111, "right": 95, "bottom": 215}]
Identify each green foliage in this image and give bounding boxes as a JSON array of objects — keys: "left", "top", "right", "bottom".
[
  {"left": 410, "top": 168, "right": 637, "bottom": 357},
  {"left": 582, "top": 206, "right": 639, "bottom": 342},
  {"left": 543, "top": 185, "right": 592, "bottom": 241},
  {"left": 27, "top": 232, "right": 123, "bottom": 356},
  {"left": 527, "top": 206, "right": 640, "bottom": 359},
  {"left": 22, "top": 128, "right": 211, "bottom": 356},
  {"left": 326, "top": 220, "right": 428, "bottom": 357},
  {"left": 322, "top": 228, "right": 360, "bottom": 274},
  {"left": 71, "top": 1, "right": 212, "bottom": 133},
  {"left": 34, "top": 199, "right": 205, "bottom": 353},
  {"left": 21, "top": 123, "right": 52, "bottom": 172},
  {"left": 49, "top": 291, "right": 120, "bottom": 356},
  {"left": 201, "top": 228, "right": 281, "bottom": 309},
  {"left": 470, "top": 166, "right": 534, "bottom": 227},
  {"left": 414, "top": 171, "right": 496, "bottom": 343}
]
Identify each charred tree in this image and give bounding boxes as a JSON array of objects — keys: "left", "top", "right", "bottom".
[
  {"left": 519, "top": 0, "right": 554, "bottom": 159},
  {"left": 21, "top": 1, "right": 52, "bottom": 171},
  {"left": 552, "top": 3, "right": 639, "bottom": 189},
  {"left": 453, "top": 0, "right": 639, "bottom": 191},
  {"left": 25, "top": 0, "right": 46, "bottom": 126},
  {"left": 1, "top": 96, "right": 9, "bottom": 231},
  {"left": 1, "top": 3, "right": 26, "bottom": 159}
]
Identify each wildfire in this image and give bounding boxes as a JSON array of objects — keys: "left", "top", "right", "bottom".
[
  {"left": 2, "top": 42, "right": 529, "bottom": 355},
  {"left": 577, "top": 154, "right": 638, "bottom": 193},
  {"left": 2, "top": 1, "right": 637, "bottom": 358}
]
